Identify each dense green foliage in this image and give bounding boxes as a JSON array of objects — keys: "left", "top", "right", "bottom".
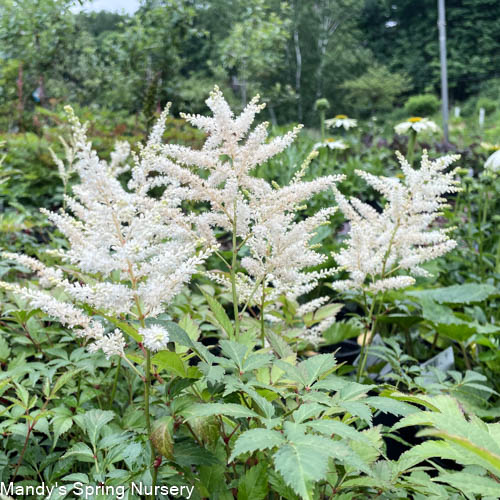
[{"left": 0, "top": 1, "right": 499, "bottom": 498}]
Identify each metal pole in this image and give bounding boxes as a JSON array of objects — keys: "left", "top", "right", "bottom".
[{"left": 438, "top": 0, "right": 449, "bottom": 144}]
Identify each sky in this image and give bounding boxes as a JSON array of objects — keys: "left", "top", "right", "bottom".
[{"left": 74, "top": 0, "right": 141, "bottom": 15}]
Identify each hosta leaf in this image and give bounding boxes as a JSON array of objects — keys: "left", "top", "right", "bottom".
[
  {"left": 407, "top": 283, "right": 497, "bottom": 304},
  {"left": 229, "top": 428, "right": 285, "bottom": 462}
]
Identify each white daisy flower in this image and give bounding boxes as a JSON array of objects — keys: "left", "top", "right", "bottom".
[
  {"left": 395, "top": 117, "right": 440, "bottom": 135},
  {"left": 313, "top": 138, "right": 349, "bottom": 150},
  {"left": 485, "top": 149, "right": 500, "bottom": 173},
  {"left": 325, "top": 114, "right": 357, "bottom": 130}
]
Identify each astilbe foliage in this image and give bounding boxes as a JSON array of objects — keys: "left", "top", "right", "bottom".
[{"left": 331, "top": 151, "right": 461, "bottom": 293}]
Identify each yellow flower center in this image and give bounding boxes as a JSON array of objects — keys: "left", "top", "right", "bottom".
[
  {"left": 335, "top": 114, "right": 348, "bottom": 119},
  {"left": 409, "top": 117, "right": 423, "bottom": 122}
]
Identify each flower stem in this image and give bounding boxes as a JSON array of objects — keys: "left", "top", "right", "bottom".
[
  {"left": 260, "top": 280, "right": 266, "bottom": 348},
  {"left": 231, "top": 199, "right": 240, "bottom": 339},
  {"left": 407, "top": 130, "right": 417, "bottom": 167},
  {"left": 108, "top": 357, "right": 121, "bottom": 410},
  {"left": 145, "top": 349, "right": 152, "bottom": 437}
]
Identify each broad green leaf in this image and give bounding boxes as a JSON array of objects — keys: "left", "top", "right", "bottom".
[
  {"left": 420, "top": 428, "right": 500, "bottom": 477},
  {"left": 323, "top": 321, "right": 362, "bottom": 344},
  {"left": 186, "top": 403, "right": 259, "bottom": 420},
  {"left": 306, "top": 419, "right": 373, "bottom": 445},
  {"left": 266, "top": 331, "right": 295, "bottom": 359},
  {"left": 50, "top": 369, "right": 82, "bottom": 399},
  {"left": 104, "top": 316, "right": 141, "bottom": 342},
  {"left": 365, "top": 396, "right": 417, "bottom": 416},
  {"left": 173, "top": 440, "right": 220, "bottom": 467},
  {"left": 237, "top": 463, "right": 269, "bottom": 500},
  {"left": 200, "top": 289, "right": 234, "bottom": 338},
  {"left": 433, "top": 471, "right": 500, "bottom": 496},
  {"left": 293, "top": 403, "right": 325, "bottom": 423},
  {"left": 299, "top": 354, "right": 337, "bottom": 387},
  {"left": 220, "top": 340, "right": 247, "bottom": 371},
  {"left": 151, "top": 351, "right": 188, "bottom": 377},
  {"left": 73, "top": 409, "right": 114, "bottom": 448},
  {"left": 62, "top": 442, "right": 95, "bottom": 462},
  {"left": 151, "top": 416, "right": 174, "bottom": 460},
  {"left": 229, "top": 428, "right": 285, "bottom": 462},
  {"left": 52, "top": 415, "right": 73, "bottom": 446},
  {"left": 407, "top": 283, "right": 497, "bottom": 304},
  {"left": 0, "top": 337, "right": 11, "bottom": 361}
]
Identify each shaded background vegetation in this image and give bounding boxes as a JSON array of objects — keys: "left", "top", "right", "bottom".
[{"left": 1, "top": 0, "right": 499, "bottom": 131}]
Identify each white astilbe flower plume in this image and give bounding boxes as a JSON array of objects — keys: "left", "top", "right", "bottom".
[
  {"left": 1, "top": 106, "right": 214, "bottom": 356},
  {"left": 145, "top": 88, "right": 344, "bottom": 312},
  {"left": 331, "top": 150, "right": 461, "bottom": 292}
]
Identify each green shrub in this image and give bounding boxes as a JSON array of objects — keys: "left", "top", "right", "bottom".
[
  {"left": 404, "top": 94, "right": 440, "bottom": 117},
  {"left": 476, "top": 96, "right": 497, "bottom": 115}
]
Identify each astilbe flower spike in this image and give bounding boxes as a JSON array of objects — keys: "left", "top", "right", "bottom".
[
  {"left": 135, "top": 87, "right": 345, "bottom": 342},
  {"left": 331, "top": 150, "right": 461, "bottom": 293},
  {"left": 1, "top": 107, "right": 214, "bottom": 357}
]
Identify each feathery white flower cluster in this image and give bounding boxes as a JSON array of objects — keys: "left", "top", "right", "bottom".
[
  {"left": 1, "top": 107, "right": 213, "bottom": 356},
  {"left": 331, "top": 151, "right": 461, "bottom": 292},
  {"left": 394, "top": 117, "right": 439, "bottom": 135},
  {"left": 150, "top": 87, "right": 344, "bottom": 310},
  {"left": 325, "top": 115, "right": 357, "bottom": 130}
]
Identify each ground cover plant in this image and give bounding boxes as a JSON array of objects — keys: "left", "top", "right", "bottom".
[{"left": 0, "top": 87, "right": 499, "bottom": 500}]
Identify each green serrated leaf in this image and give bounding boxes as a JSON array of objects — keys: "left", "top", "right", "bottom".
[
  {"left": 187, "top": 403, "right": 259, "bottom": 420},
  {"left": 151, "top": 351, "right": 188, "bottom": 377},
  {"left": 62, "top": 442, "right": 95, "bottom": 462},
  {"left": 73, "top": 409, "right": 114, "bottom": 448},
  {"left": 229, "top": 428, "right": 285, "bottom": 462},
  {"left": 237, "top": 463, "right": 269, "bottom": 500},
  {"left": 200, "top": 289, "right": 234, "bottom": 338}
]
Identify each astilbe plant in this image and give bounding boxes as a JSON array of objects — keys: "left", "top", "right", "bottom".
[
  {"left": 142, "top": 87, "right": 345, "bottom": 345},
  {"left": 330, "top": 151, "right": 461, "bottom": 380},
  {"left": 0, "top": 88, "right": 470, "bottom": 499}
]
